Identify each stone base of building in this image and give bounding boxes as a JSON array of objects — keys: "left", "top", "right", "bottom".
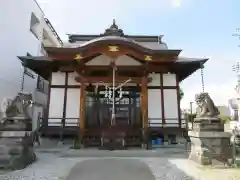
[
  {"left": 0, "top": 131, "right": 36, "bottom": 170},
  {"left": 188, "top": 119, "right": 232, "bottom": 165}
]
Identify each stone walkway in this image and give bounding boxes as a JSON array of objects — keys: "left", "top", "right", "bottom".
[
  {"left": 66, "top": 158, "right": 156, "bottom": 180},
  {"left": 0, "top": 150, "right": 240, "bottom": 180}
]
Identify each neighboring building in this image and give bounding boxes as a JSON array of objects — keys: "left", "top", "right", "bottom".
[
  {"left": 19, "top": 20, "right": 208, "bottom": 148},
  {"left": 0, "top": 0, "right": 63, "bottom": 131},
  {"left": 217, "top": 106, "right": 231, "bottom": 117}
]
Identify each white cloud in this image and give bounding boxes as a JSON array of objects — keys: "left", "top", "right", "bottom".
[{"left": 171, "top": 0, "right": 181, "bottom": 8}]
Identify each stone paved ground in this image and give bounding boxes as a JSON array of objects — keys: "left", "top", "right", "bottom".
[
  {"left": 0, "top": 150, "right": 240, "bottom": 180},
  {"left": 66, "top": 158, "right": 156, "bottom": 180}
]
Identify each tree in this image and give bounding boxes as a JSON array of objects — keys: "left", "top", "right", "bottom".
[
  {"left": 180, "top": 88, "right": 184, "bottom": 100},
  {"left": 219, "top": 115, "right": 231, "bottom": 124}
]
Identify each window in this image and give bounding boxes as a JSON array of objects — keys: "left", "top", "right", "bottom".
[
  {"left": 30, "top": 12, "right": 40, "bottom": 39},
  {"left": 24, "top": 53, "right": 35, "bottom": 78},
  {"left": 37, "top": 76, "right": 48, "bottom": 94},
  {"left": 233, "top": 109, "right": 239, "bottom": 121}
]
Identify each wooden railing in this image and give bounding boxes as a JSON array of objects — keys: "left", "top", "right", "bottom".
[
  {"left": 39, "top": 117, "right": 79, "bottom": 129},
  {"left": 39, "top": 118, "right": 189, "bottom": 129},
  {"left": 148, "top": 119, "right": 187, "bottom": 128}
]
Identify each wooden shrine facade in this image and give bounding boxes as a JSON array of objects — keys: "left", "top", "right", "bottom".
[{"left": 18, "top": 21, "right": 208, "bottom": 148}]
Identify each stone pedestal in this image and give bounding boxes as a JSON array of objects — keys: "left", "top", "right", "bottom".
[
  {"left": 188, "top": 118, "right": 232, "bottom": 165},
  {"left": 0, "top": 117, "right": 35, "bottom": 170}
]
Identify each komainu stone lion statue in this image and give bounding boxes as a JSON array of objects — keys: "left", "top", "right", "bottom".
[
  {"left": 195, "top": 92, "right": 220, "bottom": 118},
  {"left": 1, "top": 92, "right": 33, "bottom": 120},
  {"left": 0, "top": 92, "right": 33, "bottom": 129}
]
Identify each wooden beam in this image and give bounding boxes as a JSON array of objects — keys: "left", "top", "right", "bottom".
[
  {"left": 49, "top": 63, "right": 171, "bottom": 75},
  {"left": 75, "top": 76, "right": 152, "bottom": 84}
]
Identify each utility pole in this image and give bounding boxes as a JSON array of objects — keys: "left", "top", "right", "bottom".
[{"left": 233, "top": 28, "right": 240, "bottom": 47}]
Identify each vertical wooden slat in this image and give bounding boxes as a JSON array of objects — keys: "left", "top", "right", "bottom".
[
  {"left": 176, "top": 75, "right": 181, "bottom": 128},
  {"left": 160, "top": 73, "right": 165, "bottom": 126}
]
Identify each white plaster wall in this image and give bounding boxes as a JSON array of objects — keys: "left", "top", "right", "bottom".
[
  {"left": 68, "top": 72, "right": 80, "bottom": 85},
  {"left": 86, "top": 55, "right": 111, "bottom": 66},
  {"left": 65, "top": 88, "right": 80, "bottom": 126},
  {"left": 86, "top": 55, "right": 141, "bottom": 66},
  {"left": 148, "top": 73, "right": 161, "bottom": 86},
  {"left": 148, "top": 89, "right": 162, "bottom": 127},
  {"left": 163, "top": 73, "right": 176, "bottom": 86},
  {"left": 163, "top": 89, "right": 178, "bottom": 127},
  {"left": 115, "top": 55, "right": 142, "bottom": 66},
  {"left": 51, "top": 72, "right": 66, "bottom": 85},
  {"left": 48, "top": 88, "right": 64, "bottom": 126}
]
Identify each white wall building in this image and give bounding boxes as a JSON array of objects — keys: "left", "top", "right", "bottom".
[{"left": 0, "top": 0, "right": 63, "bottom": 130}]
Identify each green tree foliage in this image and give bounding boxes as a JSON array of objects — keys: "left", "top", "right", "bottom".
[
  {"left": 219, "top": 115, "right": 231, "bottom": 124},
  {"left": 180, "top": 88, "right": 184, "bottom": 100}
]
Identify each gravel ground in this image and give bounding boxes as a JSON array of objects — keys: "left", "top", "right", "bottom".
[{"left": 0, "top": 151, "right": 240, "bottom": 180}]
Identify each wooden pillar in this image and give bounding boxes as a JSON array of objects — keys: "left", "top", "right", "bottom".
[
  {"left": 79, "top": 84, "right": 85, "bottom": 132},
  {"left": 62, "top": 72, "right": 68, "bottom": 128},
  {"left": 141, "top": 76, "right": 148, "bottom": 129},
  {"left": 176, "top": 76, "right": 181, "bottom": 128},
  {"left": 160, "top": 73, "right": 165, "bottom": 126},
  {"left": 60, "top": 72, "right": 68, "bottom": 142},
  {"left": 45, "top": 73, "right": 52, "bottom": 129},
  {"left": 141, "top": 75, "right": 149, "bottom": 148}
]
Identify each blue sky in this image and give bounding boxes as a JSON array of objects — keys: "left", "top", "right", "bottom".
[{"left": 37, "top": 0, "right": 240, "bottom": 109}]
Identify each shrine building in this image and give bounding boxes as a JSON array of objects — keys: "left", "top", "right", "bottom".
[{"left": 19, "top": 20, "right": 208, "bottom": 148}]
